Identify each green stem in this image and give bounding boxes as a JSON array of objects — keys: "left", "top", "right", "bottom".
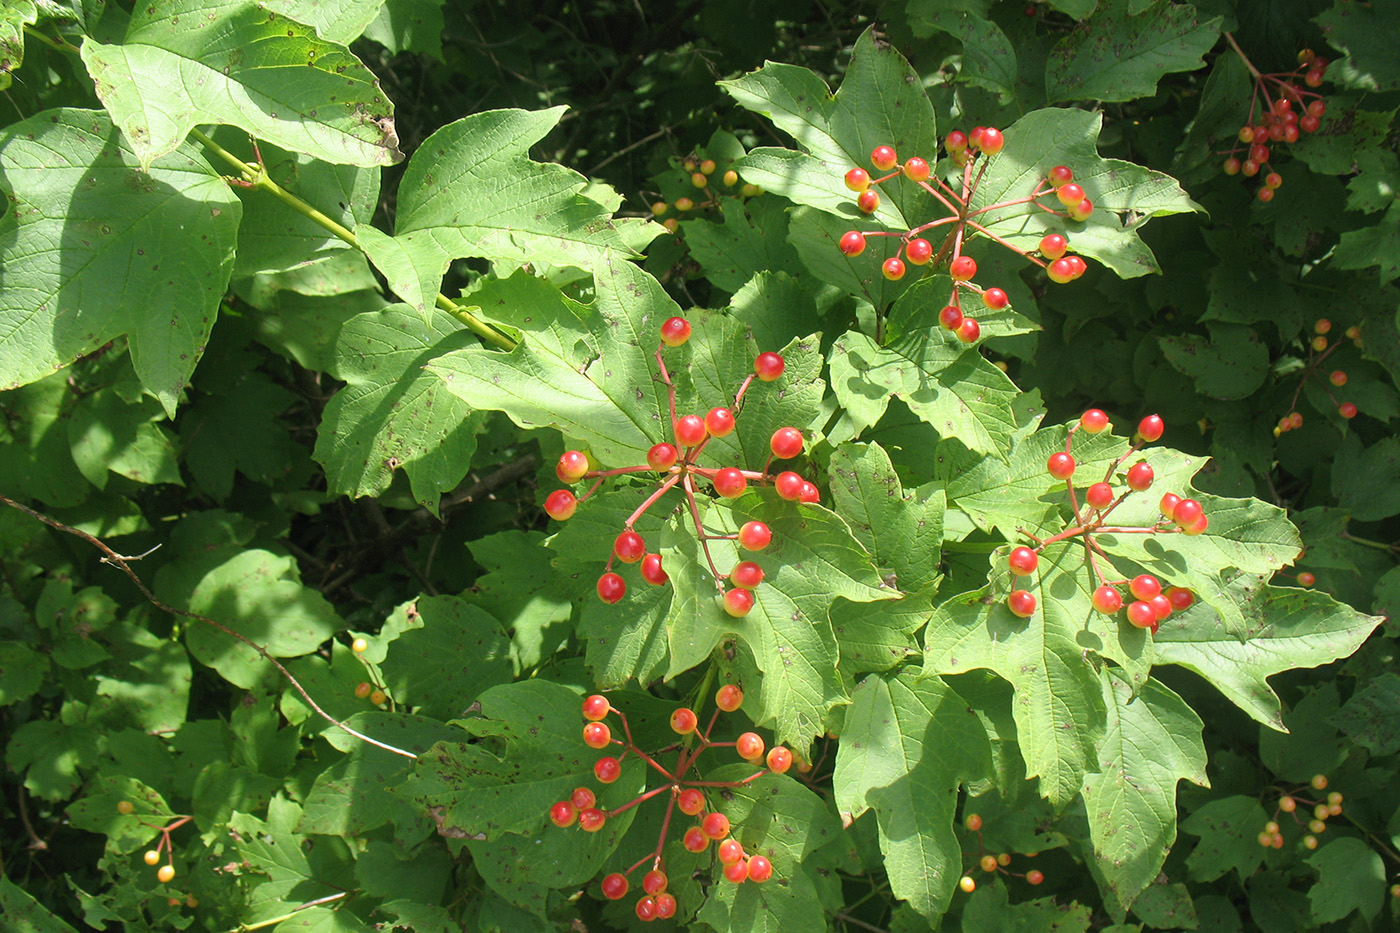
[
  {"left": 22, "top": 24, "right": 78, "bottom": 54},
  {"left": 188, "top": 128, "right": 517, "bottom": 352},
  {"left": 1340, "top": 533, "right": 1400, "bottom": 552}
]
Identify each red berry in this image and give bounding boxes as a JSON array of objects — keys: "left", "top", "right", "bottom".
[
  {"left": 871, "top": 146, "right": 897, "bottom": 170},
  {"left": 1007, "top": 589, "right": 1037, "bottom": 618},
  {"left": 1126, "top": 462, "right": 1154, "bottom": 491},
  {"left": 716, "top": 684, "right": 744, "bottom": 711},
  {"left": 706, "top": 407, "right": 736, "bottom": 438},
  {"left": 660, "top": 317, "right": 692, "bottom": 347},
  {"left": 1257, "top": 187, "right": 1275, "bottom": 204},
  {"left": 578, "top": 808, "right": 606, "bottom": 831},
  {"left": 949, "top": 256, "right": 977, "bottom": 281},
  {"left": 583, "top": 694, "right": 610, "bottom": 720},
  {"left": 702, "top": 811, "right": 731, "bottom": 840},
  {"left": 675, "top": 414, "right": 707, "bottom": 447},
  {"left": 736, "top": 731, "right": 765, "bottom": 761},
  {"left": 671, "top": 707, "right": 699, "bottom": 735},
  {"left": 601, "top": 872, "right": 629, "bottom": 900},
  {"left": 1086, "top": 482, "right": 1114, "bottom": 510},
  {"left": 1080, "top": 408, "right": 1109, "bottom": 433},
  {"left": 766, "top": 746, "right": 793, "bottom": 773},
  {"left": 1149, "top": 594, "right": 1172, "bottom": 620},
  {"left": 1009, "top": 546, "right": 1039, "bottom": 575},
  {"left": 1040, "top": 233, "right": 1068, "bottom": 259},
  {"left": 583, "top": 721, "right": 612, "bottom": 748},
  {"left": 1068, "top": 198, "right": 1093, "bottom": 221},
  {"left": 738, "top": 521, "right": 772, "bottom": 551},
  {"left": 615, "top": 531, "right": 646, "bottom": 563},
  {"left": 945, "top": 130, "right": 969, "bottom": 152},
  {"left": 1064, "top": 255, "right": 1087, "bottom": 278},
  {"left": 1265, "top": 172, "right": 1283, "bottom": 190},
  {"left": 595, "top": 756, "right": 622, "bottom": 783},
  {"left": 1330, "top": 370, "right": 1347, "bottom": 387},
  {"left": 731, "top": 561, "right": 765, "bottom": 590},
  {"left": 969, "top": 126, "right": 988, "bottom": 149},
  {"left": 753, "top": 352, "right": 785, "bottom": 382},
  {"left": 545, "top": 489, "right": 578, "bottom": 521},
  {"left": 571, "top": 786, "right": 597, "bottom": 810},
  {"left": 1159, "top": 492, "right": 1181, "bottom": 518},
  {"left": 683, "top": 826, "right": 708, "bottom": 851},
  {"left": 956, "top": 318, "right": 981, "bottom": 343},
  {"left": 882, "top": 257, "right": 906, "bottom": 281},
  {"left": 903, "top": 157, "right": 931, "bottom": 181},
  {"left": 1172, "top": 498, "right": 1203, "bottom": 527},
  {"left": 1137, "top": 414, "right": 1164, "bottom": 442},
  {"left": 1223, "top": 157, "right": 1241, "bottom": 175},
  {"left": 597, "top": 572, "right": 626, "bottom": 604},
  {"left": 1339, "top": 402, "right": 1358, "bottom": 419},
  {"left": 839, "top": 230, "right": 867, "bottom": 256},
  {"left": 1056, "top": 183, "right": 1085, "bottom": 207},
  {"left": 1048, "top": 165, "right": 1073, "bottom": 185},
  {"left": 1047, "top": 257, "right": 1075, "bottom": 283},
  {"left": 1297, "top": 572, "right": 1316, "bottom": 587},
  {"left": 1130, "top": 574, "right": 1161, "bottom": 601},
  {"left": 723, "top": 587, "right": 755, "bottom": 617},
  {"left": 557, "top": 450, "right": 589, "bottom": 482},
  {"left": 1126, "top": 601, "right": 1156, "bottom": 628},
  {"left": 768, "top": 427, "right": 804, "bottom": 460},
  {"left": 640, "top": 553, "right": 669, "bottom": 586},
  {"left": 775, "top": 471, "right": 805, "bottom": 500},
  {"left": 906, "top": 238, "right": 933, "bottom": 264},
  {"left": 857, "top": 189, "right": 880, "bottom": 213},
  {"left": 643, "top": 869, "right": 668, "bottom": 895},
  {"left": 1181, "top": 513, "right": 1209, "bottom": 536},
  {"left": 1166, "top": 587, "right": 1194, "bottom": 610},
  {"left": 979, "top": 128, "right": 1005, "bottom": 156},
  {"left": 712, "top": 467, "right": 747, "bottom": 498},
  {"left": 678, "top": 788, "right": 706, "bottom": 815},
  {"left": 982, "top": 287, "right": 1009, "bottom": 309},
  {"left": 635, "top": 896, "right": 657, "bottom": 921},
  {"left": 1300, "top": 114, "right": 1320, "bottom": 133},
  {"left": 844, "top": 168, "right": 871, "bottom": 192},
  {"left": 550, "top": 801, "right": 577, "bottom": 827},
  {"left": 747, "top": 855, "right": 774, "bottom": 882},
  {"left": 654, "top": 893, "right": 677, "bottom": 919},
  {"left": 1047, "top": 452, "right": 1076, "bottom": 479},
  {"left": 647, "top": 443, "right": 678, "bottom": 471},
  {"left": 965, "top": 813, "right": 983, "bottom": 831},
  {"left": 723, "top": 859, "right": 749, "bottom": 883},
  {"left": 799, "top": 481, "right": 820, "bottom": 503},
  {"left": 354, "top": 681, "right": 372, "bottom": 698},
  {"left": 1027, "top": 870, "right": 1044, "bottom": 885},
  {"left": 1092, "top": 585, "right": 1122, "bottom": 615},
  {"left": 939, "top": 305, "right": 964, "bottom": 330},
  {"left": 718, "top": 839, "right": 745, "bottom": 865}
]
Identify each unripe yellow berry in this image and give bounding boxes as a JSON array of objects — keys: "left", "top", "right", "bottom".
[
  {"left": 117, "top": 800, "right": 134, "bottom": 815},
  {"left": 157, "top": 864, "right": 176, "bottom": 883},
  {"left": 652, "top": 201, "right": 668, "bottom": 216},
  {"left": 144, "top": 850, "right": 161, "bottom": 865},
  {"left": 351, "top": 637, "right": 368, "bottom": 654}
]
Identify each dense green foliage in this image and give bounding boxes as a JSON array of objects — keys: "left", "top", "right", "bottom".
[{"left": 2, "top": 1, "right": 1399, "bottom": 930}]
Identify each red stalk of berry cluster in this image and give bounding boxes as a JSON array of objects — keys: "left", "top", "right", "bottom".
[
  {"left": 545, "top": 319, "right": 820, "bottom": 613},
  {"left": 840, "top": 126, "right": 1090, "bottom": 342},
  {"left": 1005, "top": 411, "right": 1204, "bottom": 634},
  {"left": 551, "top": 686, "right": 791, "bottom": 919}
]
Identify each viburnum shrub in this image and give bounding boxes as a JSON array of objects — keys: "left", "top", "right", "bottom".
[{"left": 2, "top": 5, "right": 1397, "bottom": 933}]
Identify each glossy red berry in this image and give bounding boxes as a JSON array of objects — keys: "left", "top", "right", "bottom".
[
  {"left": 724, "top": 859, "right": 749, "bottom": 883},
  {"left": 1008, "top": 589, "right": 1037, "bottom": 618},
  {"left": 956, "top": 318, "right": 981, "bottom": 343},
  {"left": 1126, "top": 601, "right": 1156, "bottom": 628},
  {"left": 1149, "top": 594, "right": 1172, "bottom": 620},
  {"left": 1047, "top": 257, "right": 1075, "bottom": 283},
  {"left": 799, "top": 481, "right": 820, "bottom": 503},
  {"left": 903, "top": 157, "right": 931, "bottom": 181},
  {"left": 647, "top": 443, "right": 678, "bottom": 470},
  {"left": 747, "top": 855, "right": 774, "bottom": 882},
  {"left": 766, "top": 746, "right": 793, "bottom": 773},
  {"left": 660, "top": 317, "right": 692, "bottom": 347},
  {"left": 1126, "top": 462, "right": 1154, "bottom": 491},
  {"left": 1339, "top": 402, "right": 1358, "bottom": 419},
  {"left": 945, "top": 130, "right": 968, "bottom": 152},
  {"left": 1159, "top": 492, "right": 1181, "bottom": 518},
  {"left": 1330, "top": 370, "right": 1347, "bottom": 387},
  {"left": 1165, "top": 586, "right": 1194, "bottom": 610},
  {"left": 949, "top": 256, "right": 977, "bottom": 281},
  {"left": 1008, "top": 546, "right": 1038, "bottom": 575},
  {"left": 1056, "top": 183, "right": 1085, "bottom": 207},
  {"left": 964, "top": 813, "right": 983, "bottom": 831},
  {"left": 716, "top": 684, "right": 744, "bottom": 711},
  {"left": 736, "top": 731, "right": 765, "bottom": 761},
  {"left": 1172, "top": 498, "right": 1203, "bottom": 527},
  {"left": 1027, "top": 869, "right": 1044, "bottom": 885},
  {"left": 635, "top": 896, "right": 657, "bottom": 921},
  {"left": 1040, "top": 233, "right": 1068, "bottom": 259},
  {"left": 601, "top": 872, "right": 629, "bottom": 900},
  {"left": 1223, "top": 157, "right": 1241, "bottom": 175},
  {"left": 1257, "top": 187, "right": 1275, "bottom": 204},
  {"left": 675, "top": 414, "right": 707, "bottom": 447},
  {"left": 640, "top": 553, "right": 668, "bottom": 586},
  {"left": 354, "top": 681, "right": 372, "bottom": 698},
  {"left": 1130, "top": 575, "right": 1161, "bottom": 601},
  {"left": 1137, "top": 414, "right": 1164, "bottom": 442},
  {"left": 871, "top": 146, "right": 897, "bottom": 171},
  {"left": 557, "top": 450, "right": 589, "bottom": 482},
  {"left": 731, "top": 561, "right": 764, "bottom": 590},
  {"left": 550, "top": 801, "right": 577, "bottom": 827},
  {"left": 978, "top": 128, "right": 1005, "bottom": 156},
  {"left": 857, "top": 189, "right": 880, "bottom": 213},
  {"left": 682, "top": 826, "right": 708, "bottom": 851},
  {"left": 654, "top": 893, "right": 677, "bottom": 919},
  {"left": 906, "top": 238, "right": 933, "bottom": 264},
  {"left": 723, "top": 587, "right": 755, "bottom": 617},
  {"left": 545, "top": 489, "right": 578, "bottom": 521},
  {"left": 844, "top": 168, "right": 871, "bottom": 192},
  {"left": 702, "top": 811, "right": 732, "bottom": 840},
  {"left": 839, "top": 230, "right": 867, "bottom": 256},
  {"left": 1297, "top": 572, "right": 1317, "bottom": 587},
  {"left": 643, "top": 869, "right": 668, "bottom": 895},
  {"left": 939, "top": 305, "right": 964, "bottom": 330},
  {"left": 775, "top": 471, "right": 805, "bottom": 500},
  {"left": 738, "top": 521, "right": 772, "bottom": 551},
  {"left": 615, "top": 531, "right": 645, "bottom": 563},
  {"left": 1047, "top": 452, "right": 1076, "bottom": 479},
  {"left": 713, "top": 467, "right": 747, "bottom": 498},
  {"left": 583, "top": 695, "right": 610, "bottom": 720},
  {"left": 718, "top": 839, "right": 745, "bottom": 865},
  {"left": 597, "top": 572, "right": 626, "bottom": 604},
  {"left": 753, "top": 352, "right": 785, "bottom": 382},
  {"left": 771, "top": 427, "right": 804, "bottom": 459},
  {"left": 1080, "top": 409, "right": 1109, "bottom": 433},
  {"left": 670, "top": 707, "right": 699, "bottom": 735},
  {"left": 583, "top": 721, "right": 612, "bottom": 748},
  {"left": 571, "top": 786, "right": 597, "bottom": 811},
  {"left": 1048, "top": 165, "right": 1073, "bottom": 185},
  {"left": 595, "top": 756, "right": 622, "bottom": 783},
  {"left": 1086, "top": 482, "right": 1114, "bottom": 510},
  {"left": 706, "top": 407, "right": 736, "bottom": 438},
  {"left": 1092, "top": 585, "right": 1123, "bottom": 615},
  {"left": 982, "top": 287, "right": 1009, "bottom": 309},
  {"left": 882, "top": 257, "right": 906, "bottom": 281},
  {"left": 678, "top": 788, "right": 706, "bottom": 815}
]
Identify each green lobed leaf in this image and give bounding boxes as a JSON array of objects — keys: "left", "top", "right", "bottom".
[
  {"left": 929, "top": 11, "right": 1019, "bottom": 104},
  {"left": 1046, "top": 0, "right": 1222, "bottom": 103},
  {"left": 1130, "top": 883, "right": 1198, "bottom": 929},
  {"left": 1181, "top": 795, "right": 1269, "bottom": 883},
  {"left": 379, "top": 596, "right": 512, "bottom": 720},
  {"left": 81, "top": 0, "right": 402, "bottom": 170},
  {"left": 685, "top": 196, "right": 807, "bottom": 294},
  {"left": 833, "top": 670, "right": 992, "bottom": 918},
  {"left": 361, "top": 0, "right": 446, "bottom": 59},
  {"left": 830, "top": 589, "right": 927, "bottom": 675},
  {"left": 697, "top": 865, "right": 827, "bottom": 933},
  {"left": 1, "top": 876, "right": 81, "bottom": 933},
  {"left": 1081, "top": 672, "right": 1208, "bottom": 908},
  {"left": 1158, "top": 324, "right": 1270, "bottom": 400},
  {"left": 0, "top": 1, "right": 36, "bottom": 92},
  {"left": 1331, "top": 672, "right": 1400, "bottom": 756},
  {"left": 0, "top": 109, "right": 240, "bottom": 414},
  {"left": 961, "top": 881, "right": 1094, "bottom": 933},
  {"left": 264, "top": 0, "right": 386, "bottom": 45},
  {"left": 828, "top": 441, "right": 945, "bottom": 592},
  {"left": 1331, "top": 434, "right": 1400, "bottom": 521},
  {"left": 1306, "top": 837, "right": 1387, "bottom": 924},
  {"left": 785, "top": 206, "right": 917, "bottom": 310},
  {"left": 1332, "top": 203, "right": 1400, "bottom": 285},
  {"left": 1314, "top": 1, "right": 1400, "bottom": 92},
  {"left": 68, "top": 388, "right": 183, "bottom": 489}
]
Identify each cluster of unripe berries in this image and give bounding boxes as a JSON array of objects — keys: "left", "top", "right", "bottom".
[
  {"left": 1275, "top": 318, "right": 1361, "bottom": 433},
  {"left": 116, "top": 800, "right": 191, "bottom": 892},
  {"left": 1221, "top": 48, "right": 1331, "bottom": 201},
  {"left": 1003, "top": 411, "right": 1204, "bottom": 632},
  {"left": 651, "top": 154, "right": 762, "bottom": 232},
  {"left": 552, "top": 686, "right": 788, "bottom": 920},
  {"left": 544, "top": 318, "right": 818, "bottom": 616},
  {"left": 347, "top": 637, "right": 390, "bottom": 705},
  {"left": 957, "top": 813, "right": 1044, "bottom": 893},
  {"left": 1258, "top": 774, "right": 1342, "bottom": 851}
]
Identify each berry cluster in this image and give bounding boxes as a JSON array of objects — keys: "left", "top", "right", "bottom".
[
  {"left": 1275, "top": 318, "right": 1363, "bottom": 434},
  {"left": 1258, "top": 774, "right": 1342, "bottom": 850},
  {"left": 838, "top": 132, "right": 1090, "bottom": 342},
  {"left": 956, "top": 812, "right": 1044, "bottom": 893},
  {"left": 651, "top": 152, "right": 762, "bottom": 232},
  {"left": 1005, "top": 411, "right": 1205, "bottom": 634},
  {"left": 544, "top": 319, "right": 818, "bottom": 614},
  {"left": 348, "top": 636, "right": 390, "bottom": 707},
  {"left": 116, "top": 800, "right": 191, "bottom": 889},
  {"left": 551, "top": 686, "right": 791, "bottom": 920},
  {"left": 1220, "top": 37, "right": 1331, "bottom": 201}
]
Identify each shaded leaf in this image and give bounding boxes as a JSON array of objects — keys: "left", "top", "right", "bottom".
[{"left": 1046, "top": 0, "right": 1221, "bottom": 103}]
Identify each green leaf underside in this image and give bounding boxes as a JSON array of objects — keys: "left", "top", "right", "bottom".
[
  {"left": 0, "top": 109, "right": 240, "bottom": 414},
  {"left": 1046, "top": 0, "right": 1221, "bottom": 103},
  {"left": 81, "top": 0, "right": 402, "bottom": 170}
]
